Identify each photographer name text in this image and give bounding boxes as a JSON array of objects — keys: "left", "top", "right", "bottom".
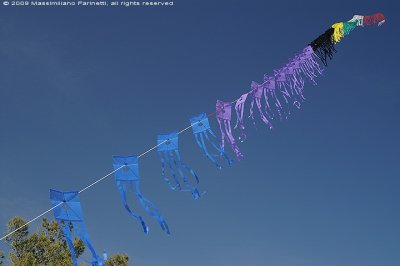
[{"left": 2, "top": 1, "right": 174, "bottom": 7}]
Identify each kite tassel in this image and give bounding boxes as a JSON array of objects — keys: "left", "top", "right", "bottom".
[
  {"left": 204, "top": 129, "right": 233, "bottom": 166},
  {"left": 194, "top": 129, "right": 232, "bottom": 169},
  {"left": 60, "top": 222, "right": 78, "bottom": 266},
  {"left": 134, "top": 181, "right": 170, "bottom": 234},
  {"left": 292, "top": 70, "right": 306, "bottom": 101},
  {"left": 217, "top": 117, "right": 243, "bottom": 160},
  {"left": 262, "top": 92, "right": 274, "bottom": 120},
  {"left": 116, "top": 180, "right": 149, "bottom": 233},
  {"left": 283, "top": 67, "right": 304, "bottom": 108},
  {"left": 73, "top": 222, "right": 103, "bottom": 265},
  {"left": 310, "top": 28, "right": 336, "bottom": 66},
  {"left": 234, "top": 93, "right": 248, "bottom": 142},
  {"left": 332, "top": 22, "right": 345, "bottom": 44},
  {"left": 169, "top": 150, "right": 204, "bottom": 200},
  {"left": 249, "top": 90, "right": 273, "bottom": 129},
  {"left": 158, "top": 151, "right": 182, "bottom": 191},
  {"left": 270, "top": 90, "right": 283, "bottom": 121},
  {"left": 276, "top": 81, "right": 291, "bottom": 104}
]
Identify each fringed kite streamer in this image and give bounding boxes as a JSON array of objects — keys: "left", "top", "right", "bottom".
[
  {"left": 309, "top": 13, "right": 385, "bottom": 66},
  {"left": 257, "top": 46, "right": 323, "bottom": 124},
  {"left": 249, "top": 81, "right": 274, "bottom": 128},
  {"left": 282, "top": 64, "right": 302, "bottom": 108},
  {"left": 234, "top": 93, "right": 248, "bottom": 142},
  {"left": 263, "top": 75, "right": 284, "bottom": 120},
  {"left": 286, "top": 58, "right": 307, "bottom": 106},
  {"left": 190, "top": 112, "right": 233, "bottom": 169},
  {"left": 112, "top": 156, "right": 170, "bottom": 234},
  {"left": 50, "top": 190, "right": 104, "bottom": 266},
  {"left": 274, "top": 68, "right": 293, "bottom": 116},
  {"left": 157, "top": 131, "right": 203, "bottom": 199},
  {"left": 343, "top": 21, "right": 357, "bottom": 35},
  {"left": 216, "top": 100, "right": 244, "bottom": 160},
  {"left": 295, "top": 46, "right": 323, "bottom": 85},
  {"left": 332, "top": 22, "right": 345, "bottom": 43},
  {"left": 223, "top": 13, "right": 385, "bottom": 158},
  {"left": 310, "top": 28, "right": 336, "bottom": 66},
  {"left": 287, "top": 57, "right": 306, "bottom": 99}
]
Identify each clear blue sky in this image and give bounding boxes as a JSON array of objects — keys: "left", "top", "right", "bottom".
[{"left": 1, "top": 0, "right": 399, "bottom": 265}]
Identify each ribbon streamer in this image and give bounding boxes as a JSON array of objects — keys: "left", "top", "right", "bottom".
[
  {"left": 157, "top": 132, "right": 203, "bottom": 199},
  {"left": 112, "top": 156, "right": 170, "bottom": 234},
  {"left": 216, "top": 100, "right": 244, "bottom": 160},
  {"left": 190, "top": 112, "right": 233, "bottom": 169}
]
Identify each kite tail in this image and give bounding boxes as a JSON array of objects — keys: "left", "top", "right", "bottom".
[
  {"left": 299, "top": 56, "right": 318, "bottom": 84},
  {"left": 217, "top": 116, "right": 243, "bottom": 160},
  {"left": 283, "top": 66, "right": 303, "bottom": 109},
  {"left": 255, "top": 97, "right": 274, "bottom": 128},
  {"left": 262, "top": 88, "right": 277, "bottom": 120},
  {"left": 204, "top": 129, "right": 233, "bottom": 165},
  {"left": 300, "top": 46, "right": 323, "bottom": 83},
  {"left": 158, "top": 151, "right": 182, "bottom": 191},
  {"left": 116, "top": 180, "right": 149, "bottom": 233},
  {"left": 291, "top": 67, "right": 306, "bottom": 104},
  {"left": 216, "top": 100, "right": 243, "bottom": 160},
  {"left": 190, "top": 112, "right": 233, "bottom": 168},
  {"left": 275, "top": 83, "right": 291, "bottom": 119},
  {"left": 73, "top": 222, "right": 103, "bottom": 266},
  {"left": 262, "top": 78, "right": 284, "bottom": 121},
  {"left": 196, "top": 128, "right": 233, "bottom": 168},
  {"left": 292, "top": 67, "right": 306, "bottom": 99},
  {"left": 261, "top": 88, "right": 274, "bottom": 120},
  {"left": 194, "top": 130, "right": 221, "bottom": 169},
  {"left": 134, "top": 181, "right": 170, "bottom": 234},
  {"left": 170, "top": 150, "right": 203, "bottom": 200},
  {"left": 310, "top": 28, "right": 336, "bottom": 66},
  {"left": 249, "top": 83, "right": 273, "bottom": 129},
  {"left": 249, "top": 93, "right": 256, "bottom": 122},
  {"left": 275, "top": 71, "right": 291, "bottom": 104},
  {"left": 234, "top": 93, "right": 248, "bottom": 142},
  {"left": 60, "top": 222, "right": 78, "bottom": 266}
]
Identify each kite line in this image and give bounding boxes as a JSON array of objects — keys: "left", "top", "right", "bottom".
[{"left": 0, "top": 122, "right": 200, "bottom": 241}]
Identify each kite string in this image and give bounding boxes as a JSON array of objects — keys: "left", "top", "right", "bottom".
[
  {"left": 0, "top": 81, "right": 274, "bottom": 242},
  {"left": 0, "top": 93, "right": 248, "bottom": 241},
  {"left": 0, "top": 202, "right": 63, "bottom": 241},
  {"left": 0, "top": 118, "right": 211, "bottom": 241},
  {"left": 78, "top": 166, "right": 124, "bottom": 194}
]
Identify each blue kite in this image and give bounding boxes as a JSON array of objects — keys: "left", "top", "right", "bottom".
[
  {"left": 112, "top": 155, "right": 170, "bottom": 234},
  {"left": 50, "top": 189, "right": 104, "bottom": 266},
  {"left": 190, "top": 112, "right": 232, "bottom": 169},
  {"left": 157, "top": 131, "right": 203, "bottom": 199}
]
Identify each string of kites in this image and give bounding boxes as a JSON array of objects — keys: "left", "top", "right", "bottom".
[{"left": 3, "top": 13, "right": 386, "bottom": 266}]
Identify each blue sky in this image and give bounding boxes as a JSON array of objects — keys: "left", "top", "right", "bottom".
[{"left": 0, "top": 0, "right": 399, "bottom": 265}]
